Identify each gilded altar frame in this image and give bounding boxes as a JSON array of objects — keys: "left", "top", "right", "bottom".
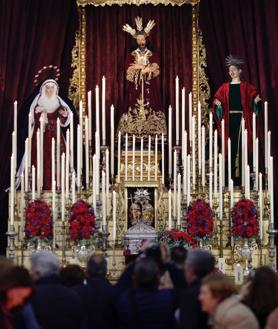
[{"left": 69, "top": 0, "right": 210, "bottom": 122}]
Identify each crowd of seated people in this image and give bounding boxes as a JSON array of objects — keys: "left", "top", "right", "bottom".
[{"left": 0, "top": 243, "right": 278, "bottom": 329}]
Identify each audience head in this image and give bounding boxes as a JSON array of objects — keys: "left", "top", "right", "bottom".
[
  {"left": 171, "top": 246, "right": 187, "bottom": 268},
  {"left": 199, "top": 272, "right": 236, "bottom": 316},
  {"left": 30, "top": 251, "right": 60, "bottom": 280},
  {"left": 0, "top": 263, "right": 33, "bottom": 311},
  {"left": 133, "top": 258, "right": 159, "bottom": 290},
  {"left": 87, "top": 254, "right": 107, "bottom": 279},
  {"left": 60, "top": 264, "right": 86, "bottom": 287},
  {"left": 244, "top": 266, "right": 278, "bottom": 317},
  {"left": 185, "top": 249, "right": 215, "bottom": 283},
  {"left": 144, "top": 244, "right": 165, "bottom": 273}
]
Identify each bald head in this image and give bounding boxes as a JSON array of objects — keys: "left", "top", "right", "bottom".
[{"left": 87, "top": 254, "right": 107, "bottom": 279}]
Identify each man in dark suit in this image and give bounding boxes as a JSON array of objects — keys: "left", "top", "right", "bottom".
[
  {"left": 73, "top": 254, "right": 118, "bottom": 329},
  {"left": 117, "top": 257, "right": 178, "bottom": 329},
  {"left": 30, "top": 251, "right": 85, "bottom": 329},
  {"left": 178, "top": 249, "right": 215, "bottom": 329}
]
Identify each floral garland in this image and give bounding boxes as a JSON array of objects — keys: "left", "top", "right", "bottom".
[
  {"left": 187, "top": 199, "right": 214, "bottom": 240},
  {"left": 25, "top": 199, "right": 52, "bottom": 241},
  {"left": 68, "top": 200, "right": 96, "bottom": 243},
  {"left": 159, "top": 228, "right": 195, "bottom": 248},
  {"left": 231, "top": 198, "right": 259, "bottom": 239}
]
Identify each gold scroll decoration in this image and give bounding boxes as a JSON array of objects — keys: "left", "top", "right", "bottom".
[{"left": 77, "top": 0, "right": 199, "bottom": 7}]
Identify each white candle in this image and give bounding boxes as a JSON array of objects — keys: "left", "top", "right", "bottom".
[
  {"left": 125, "top": 133, "right": 128, "bottom": 180},
  {"left": 168, "top": 106, "right": 172, "bottom": 177},
  {"left": 189, "top": 92, "right": 192, "bottom": 144},
  {"left": 105, "top": 149, "right": 109, "bottom": 215},
  {"left": 148, "top": 135, "right": 151, "bottom": 180},
  {"left": 264, "top": 101, "right": 268, "bottom": 169},
  {"left": 173, "top": 150, "right": 177, "bottom": 218},
  {"left": 72, "top": 172, "right": 76, "bottom": 203},
  {"left": 32, "top": 165, "right": 35, "bottom": 201},
  {"left": 221, "top": 119, "right": 225, "bottom": 187},
  {"left": 28, "top": 112, "right": 32, "bottom": 169},
  {"left": 255, "top": 138, "right": 259, "bottom": 190},
  {"left": 95, "top": 85, "right": 100, "bottom": 135},
  {"left": 252, "top": 113, "right": 256, "bottom": 173},
  {"left": 228, "top": 138, "right": 231, "bottom": 191},
  {"left": 244, "top": 130, "right": 248, "bottom": 183},
  {"left": 70, "top": 111, "right": 74, "bottom": 171},
  {"left": 66, "top": 129, "right": 70, "bottom": 198},
  {"left": 161, "top": 134, "right": 165, "bottom": 185},
  {"left": 102, "top": 171, "right": 106, "bottom": 226},
  {"left": 77, "top": 125, "right": 81, "bottom": 187},
  {"left": 219, "top": 154, "right": 223, "bottom": 219},
  {"left": 85, "top": 117, "right": 89, "bottom": 187},
  {"left": 10, "top": 154, "right": 15, "bottom": 226},
  {"left": 12, "top": 131, "right": 16, "bottom": 169},
  {"left": 209, "top": 112, "right": 213, "bottom": 170},
  {"left": 182, "top": 131, "right": 187, "bottom": 196},
  {"left": 132, "top": 135, "right": 135, "bottom": 180},
  {"left": 140, "top": 137, "right": 143, "bottom": 181},
  {"left": 192, "top": 116, "right": 196, "bottom": 186},
  {"left": 52, "top": 179, "right": 56, "bottom": 246},
  {"left": 39, "top": 116, "right": 44, "bottom": 189},
  {"left": 36, "top": 130, "right": 40, "bottom": 195},
  {"left": 112, "top": 191, "right": 117, "bottom": 241},
  {"left": 61, "top": 153, "right": 65, "bottom": 221},
  {"left": 214, "top": 129, "right": 218, "bottom": 195},
  {"left": 20, "top": 173, "right": 24, "bottom": 238},
  {"left": 92, "top": 155, "right": 96, "bottom": 209},
  {"left": 201, "top": 126, "right": 205, "bottom": 187},
  {"left": 235, "top": 263, "right": 244, "bottom": 285},
  {"left": 209, "top": 172, "right": 213, "bottom": 208},
  {"left": 198, "top": 101, "right": 201, "bottom": 175},
  {"left": 155, "top": 135, "right": 158, "bottom": 180},
  {"left": 168, "top": 189, "right": 172, "bottom": 229},
  {"left": 187, "top": 154, "right": 191, "bottom": 206},
  {"left": 175, "top": 76, "right": 179, "bottom": 145},
  {"left": 102, "top": 76, "right": 106, "bottom": 145},
  {"left": 230, "top": 179, "right": 234, "bottom": 209},
  {"left": 117, "top": 131, "right": 121, "bottom": 183},
  {"left": 269, "top": 156, "right": 274, "bottom": 224},
  {"left": 14, "top": 102, "right": 17, "bottom": 172},
  {"left": 79, "top": 101, "right": 83, "bottom": 170},
  {"left": 110, "top": 105, "right": 115, "bottom": 177},
  {"left": 51, "top": 138, "right": 55, "bottom": 191},
  {"left": 88, "top": 91, "right": 92, "bottom": 141},
  {"left": 259, "top": 173, "right": 263, "bottom": 240},
  {"left": 24, "top": 138, "right": 28, "bottom": 191},
  {"left": 177, "top": 173, "right": 181, "bottom": 226},
  {"left": 241, "top": 119, "right": 245, "bottom": 186},
  {"left": 182, "top": 88, "right": 185, "bottom": 136},
  {"left": 245, "top": 165, "right": 250, "bottom": 199},
  {"left": 57, "top": 118, "right": 60, "bottom": 188}
]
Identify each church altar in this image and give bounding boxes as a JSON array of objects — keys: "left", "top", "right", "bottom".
[{"left": 6, "top": 0, "right": 277, "bottom": 282}]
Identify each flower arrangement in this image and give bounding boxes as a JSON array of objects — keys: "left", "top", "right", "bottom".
[
  {"left": 25, "top": 199, "right": 52, "bottom": 241},
  {"left": 187, "top": 199, "right": 214, "bottom": 241},
  {"left": 68, "top": 200, "right": 96, "bottom": 243},
  {"left": 159, "top": 228, "right": 195, "bottom": 248},
  {"left": 231, "top": 198, "right": 259, "bottom": 239}
]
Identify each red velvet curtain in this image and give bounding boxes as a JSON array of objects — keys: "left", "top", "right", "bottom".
[
  {"left": 200, "top": 0, "right": 278, "bottom": 217},
  {"left": 86, "top": 4, "right": 192, "bottom": 143},
  {"left": 0, "top": 0, "right": 78, "bottom": 252}
]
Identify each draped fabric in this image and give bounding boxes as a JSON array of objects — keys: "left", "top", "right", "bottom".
[
  {"left": 85, "top": 4, "right": 193, "bottom": 144},
  {"left": 0, "top": 0, "right": 78, "bottom": 253},
  {"left": 199, "top": 0, "right": 278, "bottom": 215}
]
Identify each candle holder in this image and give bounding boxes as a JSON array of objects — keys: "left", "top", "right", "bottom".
[
  {"left": 61, "top": 221, "right": 67, "bottom": 266},
  {"left": 267, "top": 222, "right": 278, "bottom": 271},
  {"left": 6, "top": 224, "right": 17, "bottom": 261},
  {"left": 173, "top": 145, "right": 182, "bottom": 172},
  {"left": 100, "top": 145, "right": 109, "bottom": 172},
  {"left": 98, "top": 224, "right": 110, "bottom": 251},
  {"left": 181, "top": 195, "right": 187, "bottom": 230}
]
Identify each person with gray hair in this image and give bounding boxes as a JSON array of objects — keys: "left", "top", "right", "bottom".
[
  {"left": 178, "top": 249, "right": 215, "bottom": 329},
  {"left": 30, "top": 251, "right": 85, "bottom": 329},
  {"left": 30, "top": 251, "right": 60, "bottom": 280}
]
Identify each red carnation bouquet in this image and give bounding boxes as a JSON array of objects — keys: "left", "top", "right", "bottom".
[
  {"left": 25, "top": 199, "right": 53, "bottom": 242},
  {"left": 68, "top": 200, "right": 96, "bottom": 244},
  {"left": 159, "top": 228, "right": 195, "bottom": 248},
  {"left": 187, "top": 199, "right": 214, "bottom": 241},
  {"left": 232, "top": 198, "right": 259, "bottom": 239}
]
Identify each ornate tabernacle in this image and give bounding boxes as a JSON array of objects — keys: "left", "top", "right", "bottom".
[{"left": 6, "top": 3, "right": 277, "bottom": 283}]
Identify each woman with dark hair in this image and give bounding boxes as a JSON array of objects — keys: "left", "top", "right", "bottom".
[
  {"left": 243, "top": 266, "right": 278, "bottom": 328},
  {"left": 60, "top": 264, "right": 86, "bottom": 287},
  {"left": 0, "top": 262, "right": 33, "bottom": 329}
]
